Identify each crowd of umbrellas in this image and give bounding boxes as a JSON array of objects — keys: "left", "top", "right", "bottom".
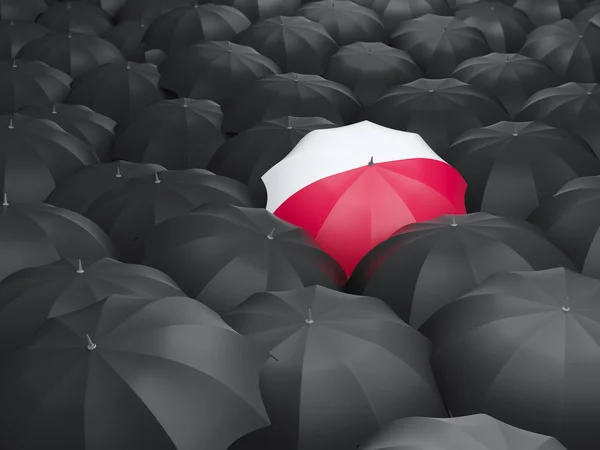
[{"left": 2, "top": 0, "right": 600, "bottom": 449}]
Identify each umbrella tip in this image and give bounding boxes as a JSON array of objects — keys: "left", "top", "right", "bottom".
[
  {"left": 450, "top": 215, "right": 458, "bottom": 226},
  {"left": 68, "top": 31, "right": 72, "bottom": 39},
  {"left": 183, "top": 97, "right": 188, "bottom": 107},
  {"left": 267, "top": 228, "right": 275, "bottom": 240},
  {"left": 115, "top": 162, "right": 122, "bottom": 177},
  {"left": 86, "top": 334, "right": 97, "bottom": 351},
  {"left": 154, "top": 172, "right": 161, "bottom": 183},
  {"left": 305, "top": 308, "right": 314, "bottom": 324},
  {"left": 12, "top": 59, "right": 16, "bottom": 68},
  {"left": 51, "top": 104, "right": 57, "bottom": 114},
  {"left": 228, "top": 42, "right": 232, "bottom": 52},
  {"left": 140, "top": 17, "right": 145, "bottom": 27},
  {"left": 76, "top": 259, "right": 84, "bottom": 273},
  {"left": 126, "top": 61, "right": 131, "bottom": 69},
  {"left": 368, "top": 156, "right": 374, "bottom": 166},
  {"left": 562, "top": 306, "right": 571, "bottom": 312},
  {"left": 2, "top": 192, "right": 8, "bottom": 206},
  {"left": 8, "top": 117, "right": 13, "bottom": 129}
]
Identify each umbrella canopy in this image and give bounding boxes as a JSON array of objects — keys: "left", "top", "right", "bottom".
[
  {"left": 445, "top": 121, "right": 600, "bottom": 218},
  {"left": 115, "top": 0, "right": 194, "bottom": 23},
  {"left": 101, "top": 18, "right": 166, "bottom": 64},
  {"left": 0, "top": 293, "right": 270, "bottom": 450},
  {"left": 0, "top": 0, "right": 47, "bottom": 21},
  {"left": 67, "top": 61, "right": 162, "bottom": 124},
  {"left": 513, "top": 0, "right": 587, "bottom": 26},
  {"left": 346, "top": 213, "right": 576, "bottom": 328},
  {"left": 209, "top": 0, "right": 301, "bottom": 22},
  {"left": 517, "top": 82, "right": 600, "bottom": 159},
  {"left": 0, "top": 198, "right": 117, "bottom": 282},
  {"left": 111, "top": 98, "right": 226, "bottom": 169},
  {"left": 352, "top": 0, "right": 452, "bottom": 33},
  {"left": 36, "top": 2, "right": 113, "bottom": 36},
  {"left": 573, "top": 0, "right": 600, "bottom": 25},
  {"left": 453, "top": 53, "right": 562, "bottom": 118},
  {"left": 391, "top": 14, "right": 491, "bottom": 78},
  {"left": 420, "top": 267, "right": 600, "bottom": 450},
  {"left": 0, "top": 20, "right": 49, "bottom": 60},
  {"left": 262, "top": 121, "right": 467, "bottom": 275},
  {"left": 224, "top": 285, "right": 447, "bottom": 450},
  {"left": 365, "top": 77, "right": 509, "bottom": 154},
  {"left": 143, "top": 203, "right": 347, "bottom": 314},
  {"left": 358, "top": 414, "right": 567, "bottom": 450},
  {"left": 17, "top": 31, "right": 125, "bottom": 78},
  {"left": 222, "top": 72, "right": 361, "bottom": 134},
  {"left": 142, "top": 4, "right": 250, "bottom": 55},
  {"left": 158, "top": 41, "right": 280, "bottom": 104},
  {"left": 56, "top": 0, "right": 127, "bottom": 17},
  {"left": 0, "top": 257, "right": 183, "bottom": 355},
  {"left": 556, "top": 174, "right": 600, "bottom": 194},
  {"left": 46, "top": 160, "right": 165, "bottom": 215},
  {"left": 0, "top": 59, "right": 71, "bottom": 114},
  {"left": 233, "top": 16, "right": 337, "bottom": 76},
  {"left": 325, "top": 41, "right": 423, "bottom": 107}
]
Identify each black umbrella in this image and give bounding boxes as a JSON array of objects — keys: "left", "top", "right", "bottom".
[
  {"left": 453, "top": 53, "right": 562, "bottom": 118},
  {"left": 209, "top": 0, "right": 301, "bottom": 22},
  {"left": 573, "top": 0, "right": 600, "bottom": 25},
  {"left": 111, "top": 98, "right": 226, "bottom": 169},
  {"left": 142, "top": 4, "right": 250, "bottom": 55},
  {"left": 445, "top": 121, "right": 600, "bottom": 218},
  {"left": 143, "top": 203, "right": 347, "bottom": 314},
  {"left": 346, "top": 213, "right": 576, "bottom": 329},
  {"left": 365, "top": 78, "right": 509, "bottom": 154},
  {"left": 232, "top": 16, "right": 337, "bottom": 75},
  {"left": 0, "top": 0, "right": 47, "bottom": 21},
  {"left": 17, "top": 31, "right": 125, "bottom": 78},
  {"left": 517, "top": 82, "right": 600, "bottom": 159},
  {"left": 513, "top": 0, "right": 587, "bottom": 26},
  {"left": 420, "top": 267, "right": 600, "bottom": 450},
  {"left": 158, "top": 41, "right": 280, "bottom": 104},
  {"left": 555, "top": 174, "right": 600, "bottom": 194},
  {"left": 63, "top": 0, "right": 127, "bottom": 17},
  {"left": 325, "top": 41, "right": 423, "bottom": 106},
  {"left": 101, "top": 19, "right": 167, "bottom": 64},
  {"left": 0, "top": 59, "right": 71, "bottom": 114},
  {"left": 222, "top": 72, "right": 361, "bottom": 134},
  {"left": 391, "top": 14, "right": 491, "bottom": 78},
  {"left": 358, "top": 414, "right": 567, "bottom": 450},
  {"left": 352, "top": 0, "right": 452, "bottom": 33},
  {"left": 0, "top": 257, "right": 183, "bottom": 355},
  {"left": 115, "top": 0, "right": 194, "bottom": 23},
  {"left": 36, "top": 2, "right": 113, "bottom": 36},
  {"left": 46, "top": 160, "right": 165, "bottom": 214},
  {"left": 0, "top": 293, "right": 270, "bottom": 450},
  {"left": 0, "top": 20, "right": 49, "bottom": 60},
  {"left": 67, "top": 61, "right": 162, "bottom": 124},
  {"left": 224, "top": 285, "right": 447, "bottom": 450}
]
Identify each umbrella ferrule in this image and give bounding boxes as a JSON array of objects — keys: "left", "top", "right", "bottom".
[{"left": 86, "top": 334, "right": 97, "bottom": 351}]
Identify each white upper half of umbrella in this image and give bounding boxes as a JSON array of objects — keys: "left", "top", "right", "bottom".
[{"left": 261, "top": 120, "right": 445, "bottom": 212}]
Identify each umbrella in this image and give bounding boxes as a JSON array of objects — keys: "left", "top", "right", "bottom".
[
  {"left": 223, "top": 285, "right": 448, "bottom": 450},
  {"left": 36, "top": 2, "right": 113, "bottom": 36},
  {"left": 67, "top": 61, "right": 162, "bottom": 124},
  {"left": 0, "top": 113, "right": 98, "bottom": 202},
  {"left": 0, "top": 293, "right": 270, "bottom": 450},
  {"left": 358, "top": 414, "right": 567, "bottom": 450},
  {"left": 143, "top": 203, "right": 347, "bottom": 314},
  {"left": 345, "top": 213, "right": 576, "bottom": 328},
  {"left": 262, "top": 121, "right": 467, "bottom": 275},
  {"left": 0, "top": 0, "right": 47, "bottom": 21},
  {"left": 142, "top": 4, "right": 251, "bottom": 55},
  {"left": 222, "top": 72, "right": 361, "bottom": 134},
  {"left": 391, "top": 14, "right": 491, "bottom": 78},
  {"left": 352, "top": 0, "right": 452, "bottom": 33},
  {"left": 453, "top": 53, "right": 562, "bottom": 118},
  {"left": 111, "top": 98, "right": 226, "bottom": 169},
  {"left": 0, "top": 20, "right": 49, "bottom": 60},
  {"left": 158, "top": 41, "right": 280, "bottom": 104},
  {"left": 101, "top": 19, "right": 167, "bottom": 64},
  {"left": 520, "top": 19, "right": 600, "bottom": 83},
  {"left": 232, "top": 16, "right": 337, "bottom": 76},
  {"left": 517, "top": 82, "right": 600, "bottom": 159},
  {"left": 573, "top": 0, "right": 600, "bottom": 25},
  {"left": 454, "top": 1, "right": 534, "bottom": 53},
  {"left": 209, "top": 0, "right": 301, "bottom": 22},
  {"left": 420, "top": 267, "right": 600, "bottom": 450},
  {"left": 17, "top": 31, "right": 125, "bottom": 78},
  {"left": 513, "top": 0, "right": 587, "bottom": 26},
  {"left": 325, "top": 41, "right": 423, "bottom": 107},
  {"left": 115, "top": 0, "right": 194, "bottom": 24},
  {"left": 0, "top": 257, "right": 183, "bottom": 355},
  {"left": 365, "top": 77, "right": 509, "bottom": 154},
  {"left": 444, "top": 121, "right": 600, "bottom": 218},
  {"left": 556, "top": 174, "right": 600, "bottom": 194},
  {"left": 0, "top": 59, "right": 71, "bottom": 114},
  {"left": 0, "top": 197, "right": 117, "bottom": 282},
  {"left": 58, "top": 0, "right": 127, "bottom": 17},
  {"left": 46, "top": 160, "right": 165, "bottom": 214}
]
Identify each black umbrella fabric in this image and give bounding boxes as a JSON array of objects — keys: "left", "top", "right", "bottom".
[
  {"left": 0, "top": 293, "right": 270, "bottom": 450},
  {"left": 325, "top": 42, "right": 423, "bottom": 106},
  {"left": 0, "top": 20, "right": 49, "bottom": 60},
  {"left": 46, "top": 160, "right": 165, "bottom": 214},
  {"left": 555, "top": 174, "right": 600, "bottom": 194},
  {"left": 573, "top": 0, "right": 600, "bottom": 25},
  {"left": 158, "top": 41, "right": 280, "bottom": 104},
  {"left": 224, "top": 285, "right": 447, "bottom": 450},
  {"left": 115, "top": 0, "right": 194, "bottom": 24},
  {"left": 142, "top": 4, "right": 251, "bottom": 55},
  {"left": 517, "top": 82, "right": 600, "bottom": 159},
  {"left": 62, "top": 0, "right": 127, "bottom": 17},
  {"left": 453, "top": 53, "right": 562, "bottom": 118},
  {"left": 358, "top": 414, "right": 567, "bottom": 450},
  {"left": 0, "top": 0, "right": 47, "bottom": 22},
  {"left": 365, "top": 78, "right": 509, "bottom": 154},
  {"left": 209, "top": 0, "right": 301, "bottom": 23},
  {"left": 0, "top": 257, "right": 183, "bottom": 355},
  {"left": 420, "top": 267, "right": 600, "bottom": 450},
  {"left": 0, "top": 59, "right": 71, "bottom": 114},
  {"left": 36, "top": 3, "right": 113, "bottom": 36},
  {"left": 352, "top": 0, "right": 452, "bottom": 33},
  {"left": 101, "top": 19, "right": 160, "bottom": 64},
  {"left": 67, "top": 62, "right": 162, "bottom": 125},
  {"left": 143, "top": 203, "right": 347, "bottom": 314},
  {"left": 444, "top": 121, "right": 600, "bottom": 218},
  {"left": 513, "top": 0, "right": 587, "bottom": 26},
  {"left": 346, "top": 213, "right": 576, "bottom": 329},
  {"left": 222, "top": 72, "right": 361, "bottom": 134},
  {"left": 232, "top": 16, "right": 337, "bottom": 76},
  {"left": 391, "top": 14, "right": 491, "bottom": 78}
]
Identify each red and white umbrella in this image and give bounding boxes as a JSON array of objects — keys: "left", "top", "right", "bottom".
[{"left": 261, "top": 121, "right": 467, "bottom": 275}]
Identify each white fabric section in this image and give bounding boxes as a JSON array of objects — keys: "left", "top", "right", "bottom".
[{"left": 262, "top": 121, "right": 445, "bottom": 212}]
